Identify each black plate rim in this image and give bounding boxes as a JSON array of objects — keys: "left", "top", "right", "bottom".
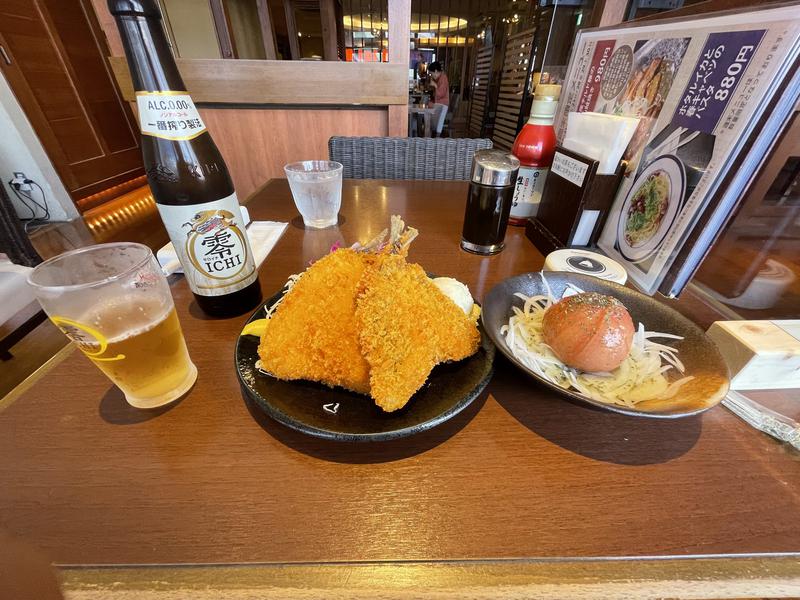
[
  {"left": 235, "top": 287, "right": 496, "bottom": 442},
  {"left": 481, "top": 271, "right": 730, "bottom": 419}
]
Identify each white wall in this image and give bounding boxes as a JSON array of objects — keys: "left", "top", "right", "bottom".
[
  {"left": 160, "top": 0, "right": 221, "bottom": 59},
  {"left": 0, "top": 73, "right": 78, "bottom": 222}
]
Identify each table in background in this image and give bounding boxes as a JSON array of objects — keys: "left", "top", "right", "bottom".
[
  {"left": 408, "top": 105, "right": 438, "bottom": 137},
  {"left": 1, "top": 179, "right": 799, "bottom": 598}
]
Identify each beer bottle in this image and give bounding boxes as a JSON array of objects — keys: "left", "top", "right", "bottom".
[{"left": 108, "top": 0, "right": 261, "bottom": 317}]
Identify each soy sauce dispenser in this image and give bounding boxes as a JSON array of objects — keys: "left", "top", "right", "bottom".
[{"left": 460, "top": 150, "right": 520, "bottom": 255}]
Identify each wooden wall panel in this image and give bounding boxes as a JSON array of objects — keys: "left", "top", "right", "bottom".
[
  {"left": 0, "top": 0, "right": 143, "bottom": 204},
  {"left": 200, "top": 108, "right": 388, "bottom": 199},
  {"left": 110, "top": 57, "right": 407, "bottom": 105}
]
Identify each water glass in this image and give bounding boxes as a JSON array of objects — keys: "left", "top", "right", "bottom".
[
  {"left": 28, "top": 242, "right": 197, "bottom": 409},
  {"left": 284, "top": 160, "right": 343, "bottom": 229}
]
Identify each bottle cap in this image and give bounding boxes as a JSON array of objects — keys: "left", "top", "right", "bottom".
[
  {"left": 530, "top": 84, "right": 561, "bottom": 119},
  {"left": 470, "top": 150, "right": 520, "bottom": 187},
  {"left": 543, "top": 249, "right": 628, "bottom": 285},
  {"left": 534, "top": 84, "right": 562, "bottom": 100}
]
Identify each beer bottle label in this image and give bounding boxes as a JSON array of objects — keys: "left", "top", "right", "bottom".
[
  {"left": 157, "top": 193, "right": 258, "bottom": 297},
  {"left": 510, "top": 166, "right": 549, "bottom": 219},
  {"left": 135, "top": 91, "right": 207, "bottom": 141}
]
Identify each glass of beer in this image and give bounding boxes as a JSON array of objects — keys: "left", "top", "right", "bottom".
[{"left": 28, "top": 242, "right": 197, "bottom": 409}]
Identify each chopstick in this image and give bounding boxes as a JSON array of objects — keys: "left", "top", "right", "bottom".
[
  {"left": 723, "top": 390, "right": 800, "bottom": 450},
  {"left": 676, "top": 130, "right": 700, "bottom": 150},
  {"left": 648, "top": 126, "right": 686, "bottom": 159}
]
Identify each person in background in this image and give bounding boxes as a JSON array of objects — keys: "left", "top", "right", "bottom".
[{"left": 426, "top": 61, "right": 449, "bottom": 136}]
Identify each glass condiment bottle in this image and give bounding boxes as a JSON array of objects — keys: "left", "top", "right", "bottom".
[
  {"left": 508, "top": 84, "right": 561, "bottom": 225},
  {"left": 461, "top": 150, "right": 521, "bottom": 255}
]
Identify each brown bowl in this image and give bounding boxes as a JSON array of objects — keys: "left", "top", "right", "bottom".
[{"left": 482, "top": 272, "right": 730, "bottom": 418}]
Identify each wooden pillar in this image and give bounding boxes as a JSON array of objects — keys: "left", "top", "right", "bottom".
[
  {"left": 89, "top": 0, "right": 123, "bottom": 55},
  {"left": 283, "top": 0, "right": 301, "bottom": 60},
  {"left": 256, "top": 0, "right": 278, "bottom": 60},
  {"left": 209, "top": 0, "right": 237, "bottom": 59},
  {"left": 388, "top": 0, "right": 411, "bottom": 137},
  {"left": 458, "top": 40, "right": 470, "bottom": 99},
  {"left": 589, "top": 0, "right": 628, "bottom": 28},
  {"left": 320, "top": 0, "right": 339, "bottom": 61},
  {"left": 334, "top": 0, "right": 345, "bottom": 59}
]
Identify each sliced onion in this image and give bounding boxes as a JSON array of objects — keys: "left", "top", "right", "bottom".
[{"left": 501, "top": 277, "right": 686, "bottom": 408}]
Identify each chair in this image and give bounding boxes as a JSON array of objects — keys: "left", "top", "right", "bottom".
[
  {"left": 0, "top": 182, "right": 45, "bottom": 360},
  {"left": 328, "top": 136, "right": 493, "bottom": 181},
  {"left": 444, "top": 93, "right": 461, "bottom": 136},
  {"left": 0, "top": 182, "right": 41, "bottom": 267}
]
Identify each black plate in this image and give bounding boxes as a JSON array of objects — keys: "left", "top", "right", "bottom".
[
  {"left": 482, "top": 272, "right": 729, "bottom": 418},
  {"left": 236, "top": 288, "right": 495, "bottom": 442}
]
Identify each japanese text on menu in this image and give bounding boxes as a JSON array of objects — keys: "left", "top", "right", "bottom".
[{"left": 672, "top": 30, "right": 766, "bottom": 134}]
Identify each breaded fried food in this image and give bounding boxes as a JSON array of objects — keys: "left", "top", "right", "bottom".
[
  {"left": 355, "top": 255, "right": 481, "bottom": 412},
  {"left": 258, "top": 249, "right": 372, "bottom": 393}
]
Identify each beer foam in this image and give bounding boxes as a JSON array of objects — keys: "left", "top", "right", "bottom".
[{"left": 78, "top": 296, "right": 174, "bottom": 344}]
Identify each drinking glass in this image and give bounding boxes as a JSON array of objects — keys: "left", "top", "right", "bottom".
[
  {"left": 284, "top": 160, "right": 343, "bottom": 228},
  {"left": 28, "top": 242, "right": 197, "bottom": 409}
]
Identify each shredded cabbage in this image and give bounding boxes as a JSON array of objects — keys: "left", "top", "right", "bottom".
[
  {"left": 263, "top": 272, "right": 302, "bottom": 319},
  {"left": 500, "top": 274, "right": 693, "bottom": 409}
]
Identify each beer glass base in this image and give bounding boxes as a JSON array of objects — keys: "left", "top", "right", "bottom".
[
  {"left": 125, "top": 361, "right": 198, "bottom": 409},
  {"left": 460, "top": 239, "right": 505, "bottom": 255},
  {"left": 302, "top": 217, "right": 338, "bottom": 229}
]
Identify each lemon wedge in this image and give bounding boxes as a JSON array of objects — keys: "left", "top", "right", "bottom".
[{"left": 241, "top": 319, "right": 268, "bottom": 338}]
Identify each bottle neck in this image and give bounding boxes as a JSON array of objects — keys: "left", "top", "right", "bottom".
[
  {"left": 526, "top": 98, "right": 557, "bottom": 127},
  {"left": 526, "top": 115, "right": 555, "bottom": 126},
  {"left": 114, "top": 14, "right": 186, "bottom": 92}
]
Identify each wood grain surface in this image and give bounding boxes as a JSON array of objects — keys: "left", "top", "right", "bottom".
[
  {"left": 1, "top": 0, "right": 144, "bottom": 201},
  {"left": 109, "top": 57, "right": 408, "bottom": 105},
  {"left": 1, "top": 180, "right": 799, "bottom": 569},
  {"left": 58, "top": 556, "right": 800, "bottom": 599},
  {"left": 200, "top": 108, "right": 388, "bottom": 199}
]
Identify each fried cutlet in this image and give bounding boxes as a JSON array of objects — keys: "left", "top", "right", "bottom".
[
  {"left": 258, "top": 249, "right": 372, "bottom": 393},
  {"left": 355, "top": 255, "right": 481, "bottom": 412}
]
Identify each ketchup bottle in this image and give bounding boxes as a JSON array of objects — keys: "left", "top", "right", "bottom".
[{"left": 508, "top": 84, "right": 561, "bottom": 225}]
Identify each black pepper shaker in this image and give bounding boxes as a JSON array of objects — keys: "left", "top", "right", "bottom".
[{"left": 461, "top": 150, "right": 521, "bottom": 255}]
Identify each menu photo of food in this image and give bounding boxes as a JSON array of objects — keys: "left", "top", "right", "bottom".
[
  {"left": 597, "top": 37, "right": 691, "bottom": 174},
  {"left": 613, "top": 123, "right": 716, "bottom": 266},
  {"left": 615, "top": 154, "right": 685, "bottom": 265}
]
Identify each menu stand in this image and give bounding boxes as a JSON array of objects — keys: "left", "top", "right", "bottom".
[{"left": 525, "top": 146, "right": 625, "bottom": 256}]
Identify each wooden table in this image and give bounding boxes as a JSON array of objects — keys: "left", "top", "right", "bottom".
[{"left": 2, "top": 180, "right": 799, "bottom": 599}]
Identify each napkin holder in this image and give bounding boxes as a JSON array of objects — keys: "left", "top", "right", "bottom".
[{"left": 525, "top": 146, "right": 625, "bottom": 256}]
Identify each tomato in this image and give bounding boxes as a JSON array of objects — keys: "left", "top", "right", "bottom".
[{"left": 542, "top": 292, "right": 634, "bottom": 372}]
